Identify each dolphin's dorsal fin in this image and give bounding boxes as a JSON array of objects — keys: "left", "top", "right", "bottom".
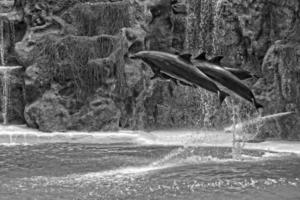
[
  {"left": 209, "top": 56, "right": 223, "bottom": 65},
  {"left": 194, "top": 52, "right": 207, "bottom": 61},
  {"left": 179, "top": 53, "right": 192, "bottom": 62},
  {"left": 150, "top": 73, "right": 160, "bottom": 80}
]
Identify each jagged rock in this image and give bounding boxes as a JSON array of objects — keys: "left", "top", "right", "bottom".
[
  {"left": 24, "top": 89, "right": 71, "bottom": 132},
  {"left": 213, "top": 0, "right": 300, "bottom": 70},
  {"left": 253, "top": 41, "right": 300, "bottom": 139},
  {"left": 62, "top": 1, "right": 131, "bottom": 36},
  {"left": 144, "top": 0, "right": 174, "bottom": 51},
  {"left": 70, "top": 96, "right": 121, "bottom": 131},
  {"left": 24, "top": 34, "right": 118, "bottom": 103},
  {"left": 185, "top": 0, "right": 216, "bottom": 55},
  {"left": 23, "top": 33, "right": 125, "bottom": 131},
  {"left": 171, "top": 1, "right": 187, "bottom": 15}
]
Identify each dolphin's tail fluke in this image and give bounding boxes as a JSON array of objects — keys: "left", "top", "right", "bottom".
[
  {"left": 218, "top": 90, "right": 229, "bottom": 105},
  {"left": 253, "top": 99, "right": 263, "bottom": 111}
]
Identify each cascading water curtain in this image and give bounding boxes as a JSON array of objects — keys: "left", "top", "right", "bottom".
[
  {"left": 2, "top": 70, "right": 9, "bottom": 125},
  {"left": 9, "top": 20, "right": 15, "bottom": 48},
  {"left": 0, "top": 19, "right": 5, "bottom": 65}
]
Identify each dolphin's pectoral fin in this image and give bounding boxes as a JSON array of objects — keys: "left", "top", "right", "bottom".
[
  {"left": 179, "top": 53, "right": 192, "bottom": 62},
  {"left": 252, "top": 98, "right": 264, "bottom": 111},
  {"left": 179, "top": 81, "right": 193, "bottom": 87},
  {"left": 179, "top": 81, "right": 186, "bottom": 86},
  {"left": 173, "top": 80, "right": 179, "bottom": 86},
  {"left": 150, "top": 74, "right": 159, "bottom": 80},
  {"left": 150, "top": 69, "right": 161, "bottom": 80},
  {"left": 194, "top": 52, "right": 207, "bottom": 61},
  {"left": 209, "top": 56, "right": 224, "bottom": 65},
  {"left": 166, "top": 78, "right": 179, "bottom": 86},
  {"left": 218, "top": 90, "right": 229, "bottom": 105}
]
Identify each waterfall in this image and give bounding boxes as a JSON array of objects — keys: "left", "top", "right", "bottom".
[
  {"left": 0, "top": 19, "right": 4, "bottom": 66},
  {"left": 0, "top": 18, "right": 8, "bottom": 125},
  {"left": 0, "top": 14, "right": 25, "bottom": 125},
  {"left": 2, "top": 68, "right": 9, "bottom": 125},
  {"left": 9, "top": 20, "right": 15, "bottom": 47},
  {"left": 0, "top": 66, "right": 25, "bottom": 125},
  {"left": 224, "top": 98, "right": 245, "bottom": 160}
]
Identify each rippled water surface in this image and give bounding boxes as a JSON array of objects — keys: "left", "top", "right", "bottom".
[{"left": 0, "top": 140, "right": 300, "bottom": 200}]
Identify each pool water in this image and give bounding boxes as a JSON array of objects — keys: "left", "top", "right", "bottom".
[{"left": 0, "top": 140, "right": 300, "bottom": 200}]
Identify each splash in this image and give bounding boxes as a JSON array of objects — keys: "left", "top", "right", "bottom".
[
  {"left": 224, "top": 98, "right": 246, "bottom": 160},
  {"left": 225, "top": 111, "right": 295, "bottom": 133}
]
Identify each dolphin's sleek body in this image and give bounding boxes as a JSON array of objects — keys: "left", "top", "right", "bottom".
[
  {"left": 130, "top": 51, "right": 229, "bottom": 104},
  {"left": 192, "top": 54, "right": 260, "bottom": 80},
  {"left": 152, "top": 72, "right": 197, "bottom": 88},
  {"left": 192, "top": 53, "right": 263, "bottom": 110},
  {"left": 224, "top": 67, "right": 260, "bottom": 80}
]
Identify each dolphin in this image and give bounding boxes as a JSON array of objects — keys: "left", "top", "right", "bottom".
[
  {"left": 192, "top": 52, "right": 263, "bottom": 110},
  {"left": 224, "top": 67, "right": 260, "bottom": 80},
  {"left": 144, "top": 57, "right": 197, "bottom": 88},
  {"left": 152, "top": 72, "right": 197, "bottom": 88},
  {"left": 192, "top": 54, "right": 260, "bottom": 80},
  {"left": 130, "top": 50, "right": 229, "bottom": 104}
]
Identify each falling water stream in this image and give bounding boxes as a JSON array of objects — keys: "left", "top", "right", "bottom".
[
  {"left": 0, "top": 19, "right": 4, "bottom": 65},
  {"left": 2, "top": 69, "right": 8, "bottom": 125},
  {"left": 0, "top": 18, "right": 9, "bottom": 125}
]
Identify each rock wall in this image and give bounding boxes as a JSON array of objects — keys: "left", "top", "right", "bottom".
[
  {"left": 179, "top": 0, "right": 300, "bottom": 139},
  {"left": 213, "top": 0, "right": 300, "bottom": 139},
  {"left": 1, "top": 0, "right": 299, "bottom": 138}
]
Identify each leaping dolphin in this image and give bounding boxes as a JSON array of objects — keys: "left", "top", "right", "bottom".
[
  {"left": 192, "top": 52, "right": 263, "bottom": 110},
  {"left": 144, "top": 57, "right": 197, "bottom": 88},
  {"left": 152, "top": 72, "right": 197, "bottom": 88},
  {"left": 130, "top": 50, "right": 229, "bottom": 104},
  {"left": 224, "top": 67, "right": 260, "bottom": 80},
  {"left": 193, "top": 54, "right": 260, "bottom": 80}
]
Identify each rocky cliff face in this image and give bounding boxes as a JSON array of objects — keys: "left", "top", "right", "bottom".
[
  {"left": 212, "top": 0, "right": 300, "bottom": 139},
  {"left": 1, "top": 0, "right": 299, "bottom": 138}
]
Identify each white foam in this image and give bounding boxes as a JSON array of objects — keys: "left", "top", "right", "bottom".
[
  {"left": 81, "top": 163, "right": 174, "bottom": 179},
  {"left": 0, "top": 142, "right": 25, "bottom": 147},
  {"left": 0, "top": 66, "right": 22, "bottom": 70},
  {"left": 225, "top": 111, "right": 295, "bottom": 132},
  {"left": 0, "top": 125, "right": 300, "bottom": 155},
  {"left": 137, "top": 130, "right": 232, "bottom": 147}
]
